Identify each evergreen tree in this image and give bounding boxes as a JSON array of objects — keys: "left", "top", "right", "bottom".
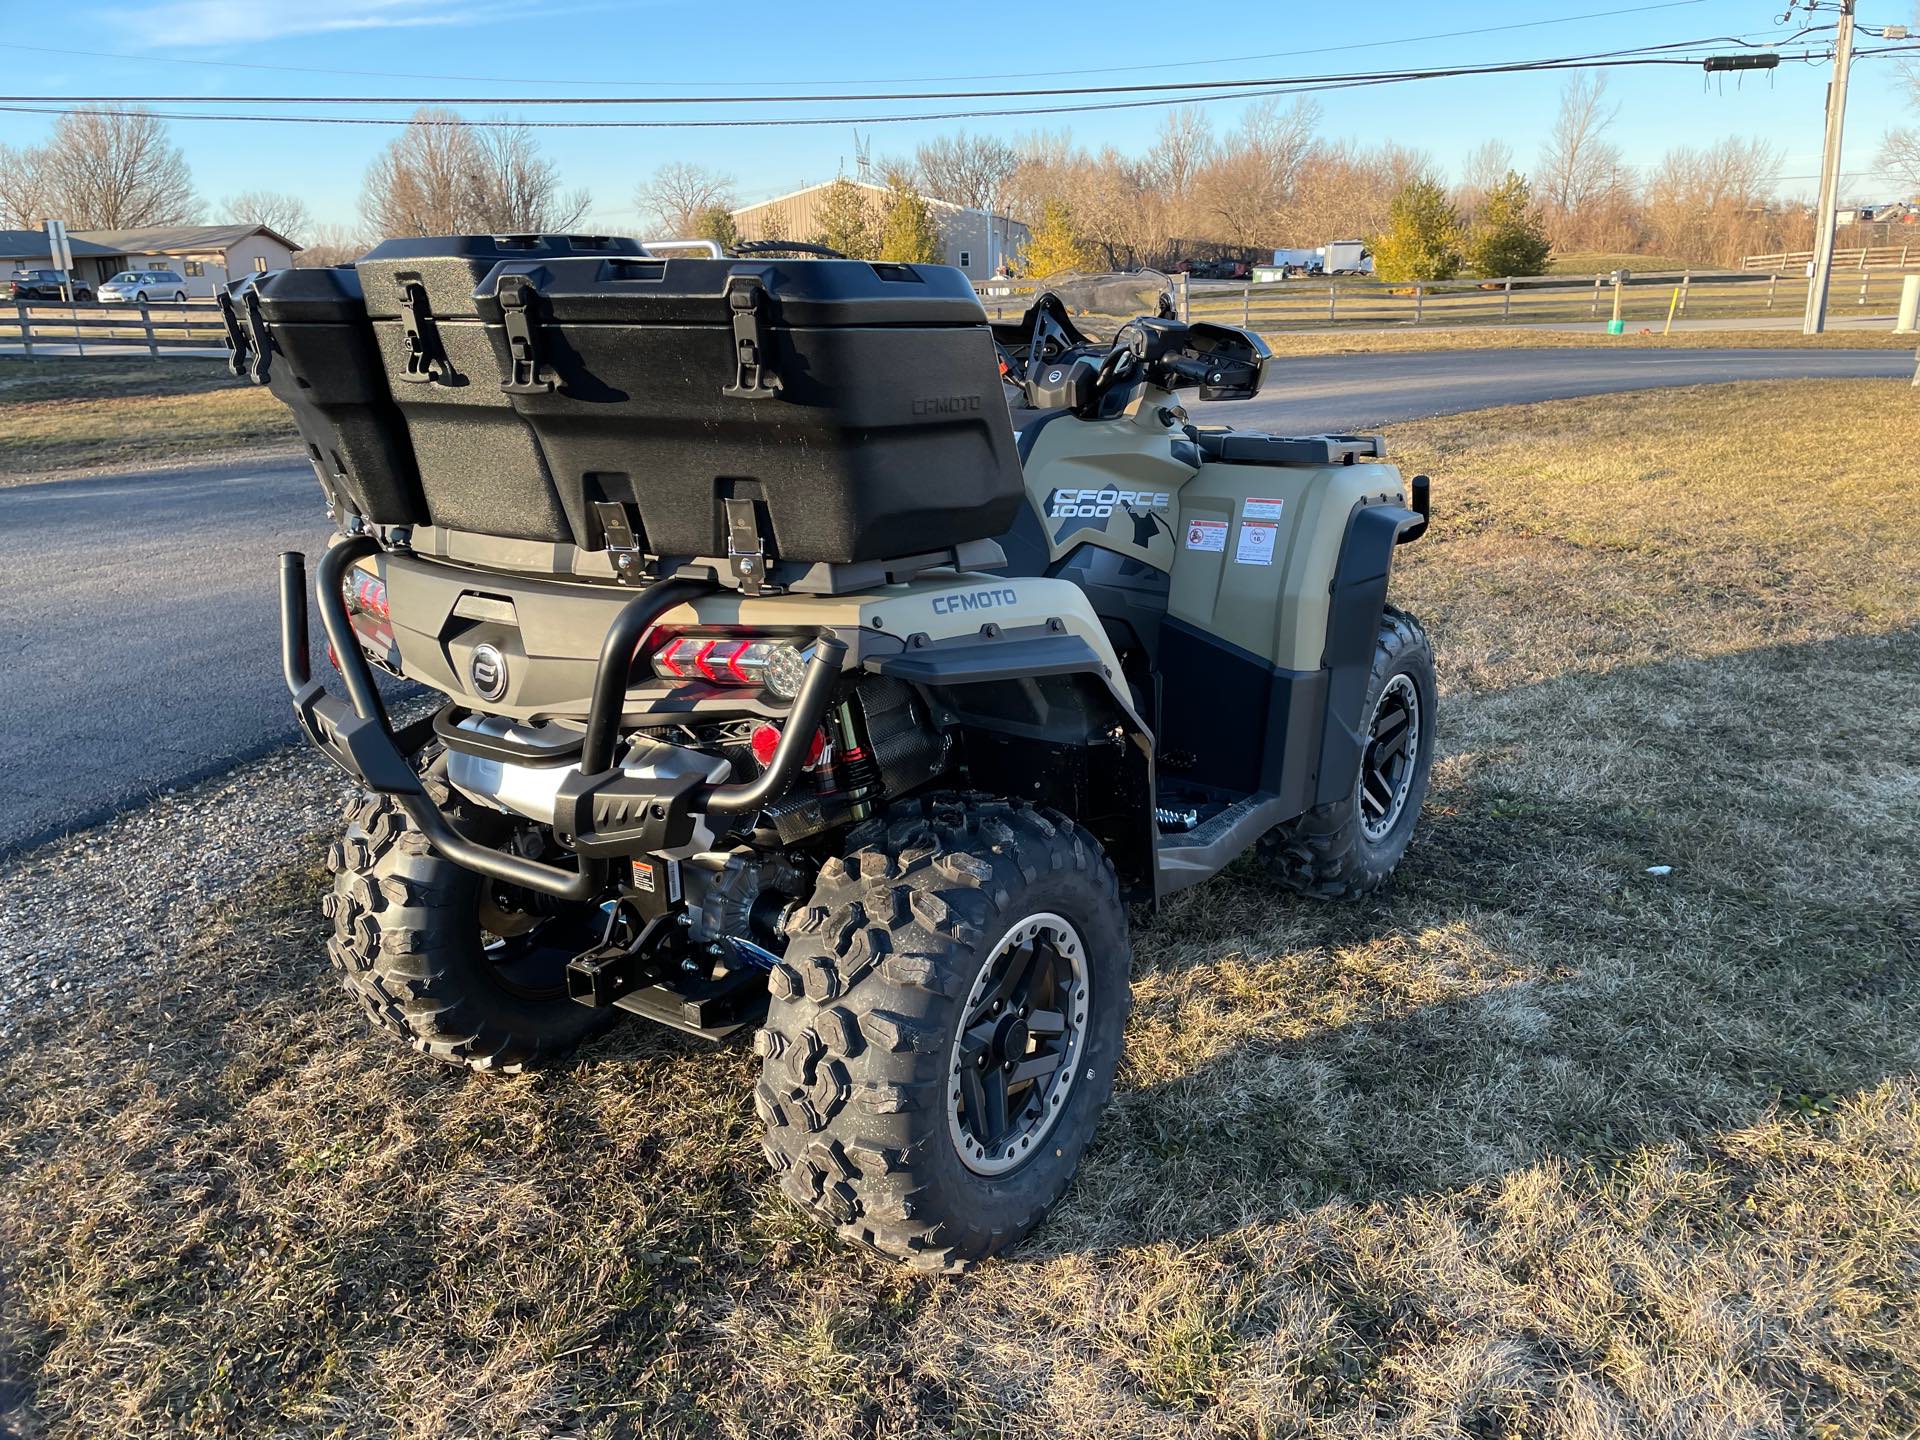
[
  {"left": 877, "top": 178, "right": 944, "bottom": 263},
  {"left": 1368, "top": 178, "right": 1464, "bottom": 282},
  {"left": 691, "top": 204, "right": 739, "bottom": 250},
  {"left": 1019, "top": 198, "right": 1094, "bottom": 278},
  {"left": 812, "top": 177, "right": 877, "bottom": 260},
  {"left": 1465, "top": 170, "right": 1552, "bottom": 277}
]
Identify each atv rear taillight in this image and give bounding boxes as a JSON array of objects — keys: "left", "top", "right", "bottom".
[
  {"left": 341, "top": 565, "right": 394, "bottom": 654},
  {"left": 342, "top": 568, "right": 389, "bottom": 621},
  {"left": 651, "top": 635, "right": 811, "bottom": 698},
  {"left": 750, "top": 721, "right": 830, "bottom": 770}
]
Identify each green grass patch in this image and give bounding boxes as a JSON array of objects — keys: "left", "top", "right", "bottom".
[{"left": 0, "top": 357, "right": 295, "bottom": 482}]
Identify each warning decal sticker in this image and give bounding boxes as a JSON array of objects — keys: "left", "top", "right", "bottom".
[
  {"left": 1185, "top": 519, "right": 1228, "bottom": 552},
  {"left": 1243, "top": 496, "right": 1286, "bottom": 522},
  {"left": 1235, "top": 521, "right": 1278, "bottom": 565}
]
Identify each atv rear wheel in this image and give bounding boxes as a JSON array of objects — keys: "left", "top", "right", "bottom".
[
  {"left": 755, "top": 796, "right": 1131, "bottom": 1271},
  {"left": 322, "top": 792, "right": 616, "bottom": 1072},
  {"left": 1262, "top": 605, "right": 1436, "bottom": 898}
]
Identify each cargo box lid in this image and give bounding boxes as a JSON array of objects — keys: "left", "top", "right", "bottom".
[
  {"left": 471, "top": 257, "right": 990, "bottom": 328},
  {"left": 358, "top": 234, "right": 646, "bottom": 318},
  {"left": 247, "top": 264, "right": 366, "bottom": 323}
]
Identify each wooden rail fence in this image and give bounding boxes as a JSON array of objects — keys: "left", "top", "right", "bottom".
[
  {"left": 978, "top": 267, "right": 1916, "bottom": 333},
  {"left": 1, "top": 299, "right": 230, "bottom": 358}
]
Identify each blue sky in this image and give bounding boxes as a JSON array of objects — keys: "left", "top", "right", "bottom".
[{"left": 1, "top": 0, "right": 1913, "bottom": 233}]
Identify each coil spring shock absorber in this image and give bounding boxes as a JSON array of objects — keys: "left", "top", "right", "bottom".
[{"left": 832, "top": 698, "right": 881, "bottom": 821}]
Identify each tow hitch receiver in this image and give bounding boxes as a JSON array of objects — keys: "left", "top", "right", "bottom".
[{"left": 565, "top": 899, "right": 770, "bottom": 1040}]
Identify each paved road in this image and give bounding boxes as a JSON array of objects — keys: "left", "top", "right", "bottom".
[
  {"left": 0, "top": 455, "right": 353, "bottom": 855},
  {"left": 1, "top": 347, "right": 1910, "bottom": 855},
  {"left": 1226, "top": 346, "right": 1911, "bottom": 431}
]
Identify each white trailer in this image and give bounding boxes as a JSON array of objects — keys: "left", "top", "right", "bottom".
[{"left": 1322, "top": 240, "right": 1372, "bottom": 275}]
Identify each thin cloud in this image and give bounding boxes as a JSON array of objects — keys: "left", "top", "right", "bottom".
[{"left": 114, "top": 0, "right": 549, "bottom": 46}]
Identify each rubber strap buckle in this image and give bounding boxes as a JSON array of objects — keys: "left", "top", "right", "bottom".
[
  {"left": 497, "top": 277, "right": 554, "bottom": 395},
  {"left": 721, "top": 275, "right": 781, "bottom": 399}
]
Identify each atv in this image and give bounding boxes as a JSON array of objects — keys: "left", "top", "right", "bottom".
[{"left": 230, "top": 239, "right": 1433, "bottom": 1271}]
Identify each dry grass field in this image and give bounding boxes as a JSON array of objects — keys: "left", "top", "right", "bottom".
[
  {"left": 1, "top": 380, "right": 1916, "bottom": 1439},
  {"left": 0, "top": 359, "right": 293, "bottom": 481}
]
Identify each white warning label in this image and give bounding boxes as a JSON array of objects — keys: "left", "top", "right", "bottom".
[
  {"left": 1235, "top": 521, "right": 1278, "bottom": 565},
  {"left": 1243, "top": 496, "right": 1286, "bottom": 522},
  {"left": 1184, "top": 518, "right": 1227, "bottom": 553}
]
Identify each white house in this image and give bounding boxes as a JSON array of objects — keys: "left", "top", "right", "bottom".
[{"left": 1, "top": 224, "right": 303, "bottom": 297}]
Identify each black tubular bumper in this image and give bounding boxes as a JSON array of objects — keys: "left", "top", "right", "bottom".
[{"left": 279, "top": 538, "right": 847, "bottom": 900}]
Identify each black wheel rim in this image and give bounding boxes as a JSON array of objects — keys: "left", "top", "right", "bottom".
[
  {"left": 1358, "top": 672, "right": 1421, "bottom": 842},
  {"left": 948, "top": 914, "right": 1090, "bottom": 1176}
]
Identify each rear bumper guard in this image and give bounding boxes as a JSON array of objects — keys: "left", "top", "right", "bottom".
[{"left": 278, "top": 538, "right": 846, "bottom": 900}]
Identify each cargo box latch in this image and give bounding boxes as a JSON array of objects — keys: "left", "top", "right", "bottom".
[
  {"left": 394, "top": 279, "right": 445, "bottom": 383},
  {"left": 721, "top": 275, "right": 781, "bottom": 399},
  {"left": 497, "top": 277, "right": 555, "bottom": 395},
  {"left": 724, "top": 498, "right": 769, "bottom": 594},
  {"left": 239, "top": 289, "right": 273, "bottom": 386}
]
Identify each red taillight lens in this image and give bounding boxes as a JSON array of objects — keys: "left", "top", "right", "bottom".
[
  {"left": 651, "top": 634, "right": 811, "bottom": 697},
  {"left": 749, "top": 722, "right": 829, "bottom": 769},
  {"left": 341, "top": 565, "right": 394, "bottom": 653},
  {"left": 342, "top": 568, "right": 389, "bottom": 621}
]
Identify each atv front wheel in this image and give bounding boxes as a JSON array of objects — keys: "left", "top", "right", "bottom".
[
  {"left": 323, "top": 792, "right": 616, "bottom": 1072},
  {"left": 1262, "top": 605, "right": 1436, "bottom": 898},
  {"left": 756, "top": 797, "right": 1131, "bottom": 1271}
]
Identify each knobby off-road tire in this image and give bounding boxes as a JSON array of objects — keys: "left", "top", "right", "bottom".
[
  {"left": 756, "top": 796, "right": 1132, "bottom": 1271},
  {"left": 322, "top": 791, "right": 616, "bottom": 1073},
  {"left": 1262, "top": 605, "right": 1436, "bottom": 898}
]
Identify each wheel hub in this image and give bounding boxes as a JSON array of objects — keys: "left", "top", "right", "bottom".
[
  {"left": 948, "top": 913, "right": 1091, "bottom": 1176},
  {"left": 1358, "top": 671, "right": 1421, "bottom": 842}
]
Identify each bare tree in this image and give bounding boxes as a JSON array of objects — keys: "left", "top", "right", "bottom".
[
  {"left": 362, "top": 108, "right": 484, "bottom": 236},
  {"left": 0, "top": 143, "right": 54, "bottom": 229},
  {"left": 472, "top": 123, "right": 590, "bottom": 232},
  {"left": 1145, "top": 107, "right": 1213, "bottom": 202},
  {"left": 220, "top": 189, "right": 313, "bottom": 240},
  {"left": 634, "top": 161, "right": 736, "bottom": 237},
  {"left": 293, "top": 223, "right": 374, "bottom": 268},
  {"left": 1644, "top": 136, "right": 1784, "bottom": 264},
  {"left": 361, "top": 110, "right": 587, "bottom": 237},
  {"left": 1455, "top": 139, "right": 1516, "bottom": 221},
  {"left": 1881, "top": 63, "right": 1920, "bottom": 192},
  {"left": 1536, "top": 74, "right": 1635, "bottom": 248},
  {"left": 26, "top": 106, "right": 198, "bottom": 228},
  {"left": 913, "top": 132, "right": 1018, "bottom": 212},
  {"left": 1191, "top": 99, "right": 1320, "bottom": 249}
]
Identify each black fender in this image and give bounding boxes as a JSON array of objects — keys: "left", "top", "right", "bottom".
[
  {"left": 867, "top": 625, "right": 1158, "bottom": 899},
  {"left": 1315, "top": 499, "right": 1426, "bottom": 808}
]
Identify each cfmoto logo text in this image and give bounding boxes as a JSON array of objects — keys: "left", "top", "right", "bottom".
[
  {"left": 911, "top": 393, "right": 982, "bottom": 415},
  {"left": 932, "top": 587, "right": 1019, "bottom": 616},
  {"left": 468, "top": 643, "right": 509, "bottom": 701},
  {"left": 1045, "top": 487, "right": 1173, "bottom": 521}
]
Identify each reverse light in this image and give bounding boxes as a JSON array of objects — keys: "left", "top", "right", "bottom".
[{"left": 651, "top": 635, "right": 813, "bottom": 698}]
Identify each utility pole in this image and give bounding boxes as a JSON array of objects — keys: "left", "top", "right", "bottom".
[{"left": 1803, "top": 0, "right": 1857, "bottom": 334}]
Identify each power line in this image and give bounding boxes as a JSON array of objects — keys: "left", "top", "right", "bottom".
[
  {"left": 0, "top": 36, "right": 1813, "bottom": 109},
  {"left": 0, "top": 1, "right": 1723, "bottom": 89},
  {"left": 3, "top": 47, "right": 1895, "bottom": 131}
]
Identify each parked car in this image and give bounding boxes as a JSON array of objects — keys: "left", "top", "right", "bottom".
[
  {"left": 97, "top": 270, "right": 190, "bottom": 304},
  {"left": 8, "top": 268, "right": 92, "bottom": 303}
]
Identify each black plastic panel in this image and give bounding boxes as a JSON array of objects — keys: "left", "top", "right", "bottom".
[{"left": 237, "top": 267, "right": 426, "bottom": 525}]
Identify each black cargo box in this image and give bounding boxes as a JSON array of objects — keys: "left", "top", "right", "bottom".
[
  {"left": 223, "top": 267, "right": 425, "bottom": 526},
  {"left": 356, "top": 234, "right": 647, "bottom": 544},
  {"left": 467, "top": 255, "right": 1024, "bottom": 564},
  {"left": 349, "top": 242, "right": 1021, "bottom": 566}
]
